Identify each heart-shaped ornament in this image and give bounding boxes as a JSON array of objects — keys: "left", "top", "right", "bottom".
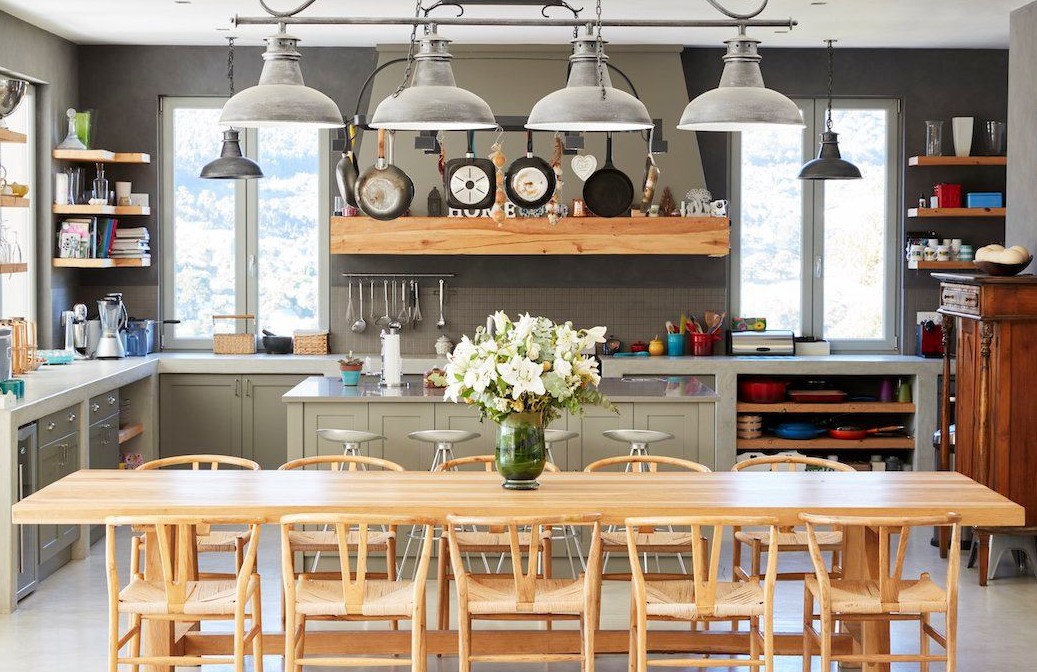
[{"left": 571, "top": 154, "right": 597, "bottom": 181}]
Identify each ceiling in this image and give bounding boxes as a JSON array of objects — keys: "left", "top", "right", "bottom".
[{"left": 0, "top": 0, "right": 1023, "bottom": 48}]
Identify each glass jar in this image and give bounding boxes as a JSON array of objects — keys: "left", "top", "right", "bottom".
[
  {"left": 925, "top": 120, "right": 944, "bottom": 157},
  {"left": 495, "top": 411, "right": 546, "bottom": 490}
]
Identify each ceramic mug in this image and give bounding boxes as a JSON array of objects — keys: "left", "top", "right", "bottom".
[
  {"left": 936, "top": 245, "right": 951, "bottom": 261},
  {"left": 958, "top": 245, "right": 975, "bottom": 261},
  {"left": 908, "top": 244, "right": 924, "bottom": 261},
  {"left": 924, "top": 246, "right": 938, "bottom": 261}
]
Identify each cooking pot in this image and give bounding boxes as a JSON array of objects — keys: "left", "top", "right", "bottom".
[{"left": 738, "top": 378, "right": 789, "bottom": 403}]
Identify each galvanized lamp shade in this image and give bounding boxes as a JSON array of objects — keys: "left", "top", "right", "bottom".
[
  {"left": 526, "top": 33, "right": 653, "bottom": 132},
  {"left": 200, "top": 129, "right": 264, "bottom": 180},
  {"left": 220, "top": 32, "right": 343, "bottom": 128},
  {"left": 678, "top": 33, "right": 803, "bottom": 132},
  {"left": 798, "top": 41, "right": 861, "bottom": 181},
  {"left": 370, "top": 31, "right": 495, "bottom": 131}
]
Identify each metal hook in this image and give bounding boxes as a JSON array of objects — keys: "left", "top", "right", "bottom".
[
  {"left": 704, "top": 0, "right": 770, "bottom": 21},
  {"left": 422, "top": 1, "right": 465, "bottom": 17},
  {"left": 258, "top": 0, "right": 319, "bottom": 18},
  {"left": 541, "top": 0, "right": 584, "bottom": 19}
]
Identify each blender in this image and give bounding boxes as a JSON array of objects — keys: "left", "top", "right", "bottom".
[{"left": 95, "top": 293, "right": 128, "bottom": 359}]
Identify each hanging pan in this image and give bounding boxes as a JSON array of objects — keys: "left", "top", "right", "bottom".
[
  {"left": 355, "top": 128, "right": 414, "bottom": 221},
  {"left": 445, "top": 130, "right": 496, "bottom": 211},
  {"left": 583, "top": 131, "right": 634, "bottom": 218},
  {"left": 335, "top": 123, "right": 360, "bottom": 207},
  {"left": 504, "top": 130, "right": 557, "bottom": 209}
]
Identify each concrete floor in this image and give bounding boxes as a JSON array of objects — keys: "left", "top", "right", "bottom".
[{"left": 1, "top": 527, "right": 1034, "bottom": 671}]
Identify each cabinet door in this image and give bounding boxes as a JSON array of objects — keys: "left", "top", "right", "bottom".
[
  {"left": 576, "top": 403, "right": 634, "bottom": 470},
  {"left": 241, "top": 375, "right": 307, "bottom": 470},
  {"left": 303, "top": 405, "right": 370, "bottom": 458},
  {"left": 58, "top": 432, "right": 81, "bottom": 549},
  {"left": 159, "top": 375, "right": 242, "bottom": 459},
  {"left": 632, "top": 403, "right": 716, "bottom": 469},
  {"left": 433, "top": 404, "right": 496, "bottom": 458},
  {"left": 368, "top": 403, "right": 435, "bottom": 471},
  {"left": 38, "top": 435, "right": 80, "bottom": 564},
  {"left": 89, "top": 416, "right": 120, "bottom": 470}
]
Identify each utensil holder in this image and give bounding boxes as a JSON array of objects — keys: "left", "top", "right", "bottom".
[
  {"left": 212, "top": 314, "right": 256, "bottom": 355},
  {"left": 666, "top": 333, "right": 685, "bottom": 356}
]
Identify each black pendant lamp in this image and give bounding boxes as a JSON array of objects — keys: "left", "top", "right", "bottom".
[
  {"left": 798, "top": 40, "right": 861, "bottom": 181},
  {"left": 201, "top": 38, "right": 264, "bottom": 180}
]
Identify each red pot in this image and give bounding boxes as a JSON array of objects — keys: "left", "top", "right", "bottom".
[{"left": 738, "top": 378, "right": 789, "bottom": 403}]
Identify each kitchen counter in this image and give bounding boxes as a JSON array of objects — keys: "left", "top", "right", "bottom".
[
  {"left": 283, "top": 374, "right": 718, "bottom": 404},
  {"left": 600, "top": 354, "right": 943, "bottom": 377}
]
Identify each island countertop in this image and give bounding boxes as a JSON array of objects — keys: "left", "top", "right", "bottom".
[{"left": 282, "top": 374, "right": 719, "bottom": 404}]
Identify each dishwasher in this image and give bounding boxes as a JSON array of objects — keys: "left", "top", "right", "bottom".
[{"left": 16, "top": 423, "right": 38, "bottom": 600}]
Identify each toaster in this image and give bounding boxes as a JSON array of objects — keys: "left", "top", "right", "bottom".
[{"left": 728, "top": 330, "right": 795, "bottom": 356}]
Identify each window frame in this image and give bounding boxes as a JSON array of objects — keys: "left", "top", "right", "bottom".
[
  {"left": 160, "top": 96, "right": 330, "bottom": 350},
  {"left": 729, "top": 97, "right": 901, "bottom": 353}
]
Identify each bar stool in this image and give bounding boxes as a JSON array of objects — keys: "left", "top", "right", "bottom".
[
  {"left": 602, "top": 429, "right": 674, "bottom": 469},
  {"left": 544, "top": 430, "right": 587, "bottom": 575},
  {"left": 544, "top": 429, "right": 579, "bottom": 466},
  {"left": 316, "top": 428, "right": 386, "bottom": 461}
]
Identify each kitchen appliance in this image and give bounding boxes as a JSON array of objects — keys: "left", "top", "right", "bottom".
[
  {"left": 16, "top": 422, "right": 37, "bottom": 600},
  {"left": 96, "top": 293, "right": 128, "bottom": 359},
  {"left": 728, "top": 329, "right": 795, "bottom": 356},
  {"left": 122, "top": 319, "right": 155, "bottom": 357},
  {"left": 916, "top": 320, "right": 944, "bottom": 358}
]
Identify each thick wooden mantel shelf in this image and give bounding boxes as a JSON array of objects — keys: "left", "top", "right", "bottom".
[{"left": 330, "top": 216, "right": 731, "bottom": 256}]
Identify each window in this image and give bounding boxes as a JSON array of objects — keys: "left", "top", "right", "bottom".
[
  {"left": 0, "top": 83, "right": 35, "bottom": 320},
  {"left": 730, "top": 98, "right": 899, "bottom": 351},
  {"left": 161, "top": 97, "right": 329, "bottom": 348}
]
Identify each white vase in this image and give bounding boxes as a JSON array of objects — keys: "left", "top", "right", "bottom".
[{"left": 952, "top": 117, "right": 974, "bottom": 157}]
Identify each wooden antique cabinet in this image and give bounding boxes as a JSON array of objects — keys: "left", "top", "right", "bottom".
[{"left": 937, "top": 273, "right": 1037, "bottom": 583}]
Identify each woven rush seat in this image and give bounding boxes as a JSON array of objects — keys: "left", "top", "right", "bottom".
[
  {"left": 601, "top": 530, "right": 694, "bottom": 551},
  {"left": 197, "top": 527, "right": 254, "bottom": 553},
  {"left": 118, "top": 575, "right": 259, "bottom": 615},
  {"left": 452, "top": 529, "right": 551, "bottom": 553},
  {"left": 734, "top": 528, "right": 842, "bottom": 550},
  {"left": 287, "top": 528, "right": 395, "bottom": 552},
  {"left": 292, "top": 578, "right": 419, "bottom": 617},
  {"left": 466, "top": 577, "right": 588, "bottom": 615},
  {"left": 643, "top": 578, "right": 766, "bottom": 619},
  {"left": 805, "top": 575, "right": 949, "bottom": 614}
]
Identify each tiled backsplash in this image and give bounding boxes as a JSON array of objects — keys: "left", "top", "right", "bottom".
[{"left": 330, "top": 286, "right": 727, "bottom": 355}]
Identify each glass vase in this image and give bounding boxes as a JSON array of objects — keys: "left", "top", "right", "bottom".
[{"left": 495, "top": 411, "right": 546, "bottom": 490}]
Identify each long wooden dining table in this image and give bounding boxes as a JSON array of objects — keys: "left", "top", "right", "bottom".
[{"left": 11, "top": 468, "right": 1025, "bottom": 672}]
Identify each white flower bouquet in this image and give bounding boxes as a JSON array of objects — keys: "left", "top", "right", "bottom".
[{"left": 444, "top": 312, "right": 616, "bottom": 424}]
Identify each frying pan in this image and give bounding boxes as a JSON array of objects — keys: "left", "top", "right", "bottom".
[
  {"left": 583, "top": 132, "right": 634, "bottom": 218},
  {"left": 505, "top": 130, "right": 556, "bottom": 209},
  {"left": 828, "top": 425, "right": 906, "bottom": 440},
  {"left": 335, "top": 123, "right": 359, "bottom": 208},
  {"left": 355, "top": 128, "right": 414, "bottom": 221},
  {"left": 773, "top": 422, "right": 827, "bottom": 440}
]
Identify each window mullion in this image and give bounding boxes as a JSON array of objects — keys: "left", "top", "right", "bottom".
[{"left": 241, "top": 128, "right": 259, "bottom": 325}]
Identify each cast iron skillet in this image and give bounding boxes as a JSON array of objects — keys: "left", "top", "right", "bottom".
[
  {"left": 335, "top": 123, "right": 360, "bottom": 208},
  {"left": 583, "top": 132, "right": 634, "bottom": 218},
  {"left": 355, "top": 128, "right": 414, "bottom": 221},
  {"left": 505, "top": 130, "right": 556, "bottom": 209}
]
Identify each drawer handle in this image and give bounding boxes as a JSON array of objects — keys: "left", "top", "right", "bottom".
[
  {"left": 108, "top": 396, "right": 116, "bottom": 405},
  {"left": 46, "top": 422, "right": 56, "bottom": 431},
  {"left": 91, "top": 403, "right": 100, "bottom": 412},
  {"left": 68, "top": 413, "right": 76, "bottom": 423}
]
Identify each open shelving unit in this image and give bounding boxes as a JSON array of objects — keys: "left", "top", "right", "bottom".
[
  {"left": 908, "top": 207, "right": 1005, "bottom": 218},
  {"left": 908, "top": 155, "right": 1006, "bottom": 167},
  {"left": 0, "top": 263, "right": 28, "bottom": 274},
  {"left": 736, "top": 401, "right": 915, "bottom": 414},
  {"left": 51, "top": 149, "right": 150, "bottom": 164},
  {"left": 52, "top": 204, "right": 150, "bottom": 216},
  {"left": 118, "top": 423, "right": 144, "bottom": 445},
  {"left": 0, "top": 195, "right": 29, "bottom": 208},
  {"left": 907, "top": 260, "right": 976, "bottom": 271},
  {"left": 52, "top": 258, "right": 150, "bottom": 268},
  {"left": 0, "top": 128, "right": 27, "bottom": 144},
  {"left": 736, "top": 437, "right": 916, "bottom": 451}
]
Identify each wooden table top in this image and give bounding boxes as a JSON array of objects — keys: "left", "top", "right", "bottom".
[{"left": 12, "top": 470, "right": 1024, "bottom": 527}]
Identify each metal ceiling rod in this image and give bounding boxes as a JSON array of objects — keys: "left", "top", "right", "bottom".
[{"left": 233, "top": 15, "right": 796, "bottom": 29}]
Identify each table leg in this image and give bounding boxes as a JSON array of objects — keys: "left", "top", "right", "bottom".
[
  {"left": 977, "top": 529, "right": 991, "bottom": 587},
  {"left": 842, "top": 526, "right": 890, "bottom": 672}
]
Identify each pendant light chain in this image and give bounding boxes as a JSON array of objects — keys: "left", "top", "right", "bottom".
[
  {"left": 227, "top": 37, "right": 236, "bottom": 97},
  {"left": 392, "top": 0, "right": 424, "bottom": 98},
  {"left": 825, "top": 39, "right": 834, "bottom": 132},
  {"left": 595, "top": 0, "right": 605, "bottom": 100}
]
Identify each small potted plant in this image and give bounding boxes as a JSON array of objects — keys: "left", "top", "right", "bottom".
[{"left": 338, "top": 354, "right": 364, "bottom": 386}]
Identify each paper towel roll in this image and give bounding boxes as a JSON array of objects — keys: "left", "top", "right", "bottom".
[{"left": 381, "top": 332, "right": 402, "bottom": 387}]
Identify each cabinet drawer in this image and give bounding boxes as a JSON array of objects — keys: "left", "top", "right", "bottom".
[
  {"left": 39, "top": 404, "right": 80, "bottom": 443},
  {"left": 89, "top": 390, "right": 120, "bottom": 423},
  {"left": 941, "top": 283, "right": 980, "bottom": 316}
]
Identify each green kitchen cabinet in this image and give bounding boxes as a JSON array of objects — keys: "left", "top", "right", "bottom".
[
  {"left": 369, "top": 403, "right": 436, "bottom": 471},
  {"left": 37, "top": 432, "right": 80, "bottom": 566},
  {"left": 632, "top": 402, "right": 716, "bottom": 468},
  {"left": 433, "top": 404, "right": 496, "bottom": 457},
  {"left": 573, "top": 403, "right": 635, "bottom": 469},
  {"left": 303, "top": 405, "right": 371, "bottom": 458},
  {"left": 242, "top": 375, "right": 307, "bottom": 469}
]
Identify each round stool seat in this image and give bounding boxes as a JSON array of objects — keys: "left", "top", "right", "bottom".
[
  {"left": 317, "top": 429, "right": 386, "bottom": 444},
  {"left": 602, "top": 429, "right": 673, "bottom": 445},
  {"left": 408, "top": 430, "right": 481, "bottom": 445},
  {"left": 545, "top": 430, "right": 580, "bottom": 444}
]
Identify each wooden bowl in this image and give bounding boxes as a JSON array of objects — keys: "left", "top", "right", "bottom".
[{"left": 974, "top": 256, "right": 1033, "bottom": 276}]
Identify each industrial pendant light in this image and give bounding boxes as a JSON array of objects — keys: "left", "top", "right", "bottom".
[
  {"left": 678, "top": 27, "right": 803, "bottom": 132},
  {"left": 370, "top": 27, "right": 495, "bottom": 131},
  {"left": 202, "top": 38, "right": 264, "bottom": 180},
  {"left": 219, "top": 25, "right": 343, "bottom": 128},
  {"left": 798, "top": 40, "right": 862, "bottom": 181},
  {"left": 527, "top": 2, "right": 652, "bottom": 132}
]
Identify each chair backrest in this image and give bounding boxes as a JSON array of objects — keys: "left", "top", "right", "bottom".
[
  {"left": 732, "top": 455, "right": 855, "bottom": 472},
  {"left": 105, "top": 515, "right": 262, "bottom": 614},
  {"left": 446, "top": 514, "right": 602, "bottom": 611},
  {"left": 278, "top": 455, "right": 405, "bottom": 472},
  {"left": 435, "top": 454, "right": 560, "bottom": 473},
  {"left": 280, "top": 513, "right": 434, "bottom": 614},
  {"left": 625, "top": 515, "right": 779, "bottom": 617},
  {"left": 800, "top": 513, "right": 961, "bottom": 608},
  {"left": 137, "top": 454, "right": 261, "bottom": 471},
  {"left": 584, "top": 454, "right": 711, "bottom": 473}
]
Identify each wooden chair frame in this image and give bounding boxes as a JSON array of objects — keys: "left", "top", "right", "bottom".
[
  {"left": 800, "top": 513, "right": 962, "bottom": 672},
  {"left": 105, "top": 515, "right": 264, "bottom": 672},
  {"left": 730, "top": 456, "right": 854, "bottom": 582},
  {"left": 280, "top": 513, "right": 435, "bottom": 672},
  {"left": 626, "top": 515, "right": 780, "bottom": 672},
  {"left": 446, "top": 514, "right": 603, "bottom": 672}
]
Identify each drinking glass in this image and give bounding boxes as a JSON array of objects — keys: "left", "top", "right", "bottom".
[
  {"left": 985, "top": 121, "right": 1006, "bottom": 156},
  {"left": 925, "top": 120, "right": 944, "bottom": 156}
]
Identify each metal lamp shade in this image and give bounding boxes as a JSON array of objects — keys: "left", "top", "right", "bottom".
[
  {"left": 370, "top": 33, "right": 495, "bottom": 131},
  {"left": 220, "top": 33, "right": 343, "bottom": 128},
  {"left": 678, "top": 36, "right": 803, "bottom": 132},
  {"left": 798, "top": 131, "right": 862, "bottom": 180},
  {"left": 200, "top": 129, "right": 264, "bottom": 180},
  {"left": 0, "top": 78, "right": 27, "bottom": 122},
  {"left": 527, "top": 35, "right": 653, "bottom": 132}
]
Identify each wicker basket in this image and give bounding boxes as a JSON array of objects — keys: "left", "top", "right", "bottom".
[
  {"left": 293, "top": 330, "right": 329, "bottom": 355},
  {"left": 212, "top": 315, "right": 256, "bottom": 355}
]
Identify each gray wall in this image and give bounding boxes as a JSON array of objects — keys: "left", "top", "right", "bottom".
[
  {"left": 0, "top": 10, "right": 79, "bottom": 346},
  {"left": 1007, "top": 2, "right": 1037, "bottom": 259}
]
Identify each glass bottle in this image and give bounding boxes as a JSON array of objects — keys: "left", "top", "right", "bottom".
[
  {"left": 925, "top": 120, "right": 944, "bottom": 157},
  {"left": 92, "top": 163, "right": 108, "bottom": 203}
]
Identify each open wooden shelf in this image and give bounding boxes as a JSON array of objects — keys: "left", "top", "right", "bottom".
[
  {"left": 0, "top": 195, "right": 29, "bottom": 208},
  {"left": 331, "top": 216, "right": 731, "bottom": 256},
  {"left": 908, "top": 207, "right": 1005, "bottom": 218},
  {"left": 53, "top": 204, "right": 150, "bottom": 216},
  {"left": 52, "top": 149, "right": 150, "bottom": 164},
  {"left": 0, "top": 263, "right": 28, "bottom": 274},
  {"left": 118, "top": 423, "right": 144, "bottom": 445},
  {"left": 737, "top": 437, "right": 915, "bottom": 451},
  {"left": 908, "top": 260, "right": 976, "bottom": 270},
  {"left": 909, "top": 155, "right": 1006, "bottom": 166},
  {"left": 0, "top": 128, "right": 27, "bottom": 144},
  {"left": 737, "top": 402, "right": 916, "bottom": 414},
  {"left": 52, "top": 257, "right": 150, "bottom": 268}
]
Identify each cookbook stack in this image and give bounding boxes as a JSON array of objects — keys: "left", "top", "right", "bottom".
[{"left": 109, "top": 226, "right": 150, "bottom": 263}]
